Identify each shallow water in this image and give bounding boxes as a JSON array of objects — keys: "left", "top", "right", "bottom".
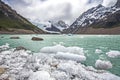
[{"left": 0, "top": 34, "right": 120, "bottom": 76}]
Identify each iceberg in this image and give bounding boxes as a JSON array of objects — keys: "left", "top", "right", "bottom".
[
  {"left": 95, "top": 60, "right": 112, "bottom": 70},
  {"left": 106, "top": 50, "right": 120, "bottom": 58}
]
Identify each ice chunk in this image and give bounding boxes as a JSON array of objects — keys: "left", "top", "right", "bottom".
[
  {"left": 51, "top": 71, "right": 68, "bottom": 80},
  {"left": 57, "top": 61, "right": 120, "bottom": 80},
  {"left": 55, "top": 52, "right": 86, "bottom": 62},
  {"left": 95, "top": 60, "right": 112, "bottom": 69},
  {"left": 29, "top": 71, "right": 54, "bottom": 80},
  {"left": 67, "top": 47, "right": 84, "bottom": 55},
  {"left": 0, "top": 74, "right": 9, "bottom": 80},
  {"left": 95, "top": 49, "right": 102, "bottom": 54},
  {"left": 40, "top": 44, "right": 66, "bottom": 53},
  {"left": 106, "top": 50, "right": 120, "bottom": 58},
  {"left": 0, "top": 43, "right": 9, "bottom": 50},
  {"left": 40, "top": 44, "right": 84, "bottom": 55},
  {"left": 57, "top": 61, "right": 79, "bottom": 75}
]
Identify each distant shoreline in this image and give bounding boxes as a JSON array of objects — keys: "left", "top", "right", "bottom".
[
  {"left": 0, "top": 27, "right": 120, "bottom": 35},
  {"left": 64, "top": 27, "right": 120, "bottom": 35}
]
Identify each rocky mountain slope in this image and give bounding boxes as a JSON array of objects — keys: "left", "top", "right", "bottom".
[
  {"left": 63, "top": 0, "right": 120, "bottom": 34},
  {"left": 0, "top": 0, "right": 45, "bottom": 34}
]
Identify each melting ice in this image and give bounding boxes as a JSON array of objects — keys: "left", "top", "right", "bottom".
[{"left": 0, "top": 44, "right": 120, "bottom": 80}]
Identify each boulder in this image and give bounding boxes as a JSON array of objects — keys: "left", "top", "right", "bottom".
[
  {"left": 31, "top": 37, "right": 43, "bottom": 41},
  {"left": 10, "top": 36, "right": 20, "bottom": 39},
  {"left": 0, "top": 67, "right": 5, "bottom": 75}
]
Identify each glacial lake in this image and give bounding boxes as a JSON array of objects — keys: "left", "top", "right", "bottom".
[{"left": 0, "top": 34, "right": 120, "bottom": 76}]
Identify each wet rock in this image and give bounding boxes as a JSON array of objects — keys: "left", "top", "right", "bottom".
[
  {"left": 31, "top": 37, "right": 43, "bottom": 41},
  {"left": 0, "top": 67, "right": 6, "bottom": 75},
  {"left": 70, "top": 75, "right": 76, "bottom": 79},
  {"left": 10, "top": 36, "right": 20, "bottom": 39},
  {"left": 15, "top": 46, "right": 27, "bottom": 51}
]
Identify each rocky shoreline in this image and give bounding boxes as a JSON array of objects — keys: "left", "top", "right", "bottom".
[{"left": 0, "top": 29, "right": 39, "bottom": 34}]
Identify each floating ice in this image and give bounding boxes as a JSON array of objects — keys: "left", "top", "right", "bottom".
[
  {"left": 40, "top": 44, "right": 84, "bottom": 55},
  {"left": 95, "top": 49, "right": 102, "bottom": 54},
  {"left": 0, "top": 43, "right": 9, "bottom": 51},
  {"left": 0, "top": 44, "right": 120, "bottom": 80},
  {"left": 106, "top": 50, "right": 120, "bottom": 58},
  {"left": 67, "top": 47, "right": 84, "bottom": 55},
  {"left": 40, "top": 44, "right": 66, "bottom": 53},
  {"left": 95, "top": 60, "right": 112, "bottom": 70},
  {"left": 55, "top": 52, "right": 86, "bottom": 62}
]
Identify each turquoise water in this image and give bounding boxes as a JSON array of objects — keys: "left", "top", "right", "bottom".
[{"left": 0, "top": 34, "right": 120, "bottom": 76}]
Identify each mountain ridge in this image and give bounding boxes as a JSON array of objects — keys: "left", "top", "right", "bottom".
[
  {"left": 63, "top": 0, "right": 120, "bottom": 34},
  {"left": 0, "top": 0, "right": 45, "bottom": 34}
]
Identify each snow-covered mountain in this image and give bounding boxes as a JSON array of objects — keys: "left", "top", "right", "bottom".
[
  {"left": 30, "top": 20, "right": 69, "bottom": 33},
  {"left": 63, "top": 0, "right": 120, "bottom": 34}
]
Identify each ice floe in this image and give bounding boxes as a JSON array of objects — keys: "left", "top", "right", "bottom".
[
  {"left": 55, "top": 52, "right": 86, "bottom": 62},
  {"left": 106, "top": 50, "right": 120, "bottom": 58},
  {"left": 40, "top": 44, "right": 84, "bottom": 55},
  {"left": 95, "top": 60, "right": 112, "bottom": 70},
  {"left": 95, "top": 49, "right": 102, "bottom": 54},
  {"left": 0, "top": 43, "right": 9, "bottom": 51},
  {"left": 0, "top": 44, "right": 120, "bottom": 80}
]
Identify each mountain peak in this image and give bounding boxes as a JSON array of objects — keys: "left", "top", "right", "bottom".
[
  {"left": 63, "top": 1, "right": 120, "bottom": 34},
  {"left": 115, "top": 0, "right": 120, "bottom": 7}
]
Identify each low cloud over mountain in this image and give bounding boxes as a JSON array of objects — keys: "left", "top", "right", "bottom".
[{"left": 2, "top": 0, "right": 117, "bottom": 24}]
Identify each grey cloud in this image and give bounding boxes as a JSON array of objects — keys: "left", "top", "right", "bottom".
[{"left": 2, "top": 0, "right": 117, "bottom": 25}]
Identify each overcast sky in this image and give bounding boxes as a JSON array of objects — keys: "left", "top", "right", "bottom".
[{"left": 2, "top": 0, "right": 117, "bottom": 25}]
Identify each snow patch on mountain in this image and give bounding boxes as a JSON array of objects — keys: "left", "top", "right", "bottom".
[
  {"left": 70, "top": 4, "right": 120, "bottom": 29},
  {"left": 29, "top": 19, "right": 69, "bottom": 33}
]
